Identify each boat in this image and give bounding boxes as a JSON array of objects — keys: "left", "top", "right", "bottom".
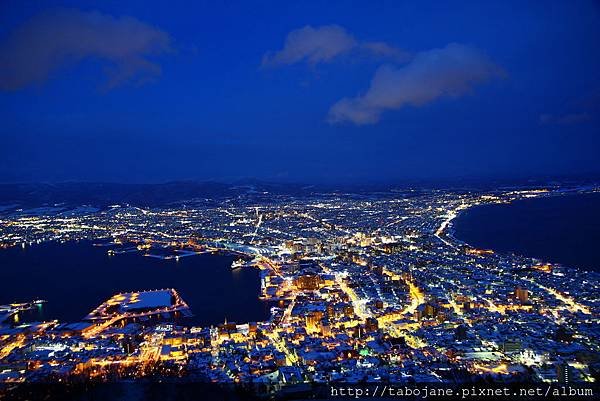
[{"left": 231, "top": 259, "right": 245, "bottom": 270}]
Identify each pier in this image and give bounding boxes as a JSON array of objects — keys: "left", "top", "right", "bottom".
[
  {"left": 82, "top": 289, "right": 191, "bottom": 338},
  {"left": 0, "top": 300, "right": 46, "bottom": 324}
]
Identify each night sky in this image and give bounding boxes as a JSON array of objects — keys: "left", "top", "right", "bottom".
[{"left": 1, "top": 1, "right": 599, "bottom": 184}]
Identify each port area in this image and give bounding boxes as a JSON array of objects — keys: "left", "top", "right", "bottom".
[
  {"left": 0, "top": 300, "right": 46, "bottom": 325},
  {"left": 94, "top": 237, "right": 269, "bottom": 266},
  {"left": 98, "top": 242, "right": 207, "bottom": 260},
  {"left": 82, "top": 289, "right": 191, "bottom": 337}
]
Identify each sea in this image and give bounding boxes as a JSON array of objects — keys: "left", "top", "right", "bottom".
[
  {"left": 453, "top": 192, "right": 600, "bottom": 271},
  {"left": 0, "top": 241, "right": 271, "bottom": 326}
]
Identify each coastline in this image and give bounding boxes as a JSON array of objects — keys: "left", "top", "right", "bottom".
[
  {"left": 0, "top": 240, "right": 271, "bottom": 326},
  {"left": 446, "top": 191, "right": 600, "bottom": 272}
]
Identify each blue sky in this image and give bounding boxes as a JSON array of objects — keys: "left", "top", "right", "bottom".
[{"left": 1, "top": 0, "right": 599, "bottom": 184}]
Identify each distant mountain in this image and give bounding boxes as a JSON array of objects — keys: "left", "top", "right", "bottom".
[
  {"left": 0, "top": 175, "right": 598, "bottom": 208},
  {"left": 0, "top": 181, "right": 321, "bottom": 208}
]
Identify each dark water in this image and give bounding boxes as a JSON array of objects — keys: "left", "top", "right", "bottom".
[
  {"left": 0, "top": 241, "right": 270, "bottom": 326},
  {"left": 453, "top": 192, "right": 600, "bottom": 271}
]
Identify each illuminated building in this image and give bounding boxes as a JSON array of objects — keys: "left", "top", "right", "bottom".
[{"left": 514, "top": 286, "right": 529, "bottom": 303}]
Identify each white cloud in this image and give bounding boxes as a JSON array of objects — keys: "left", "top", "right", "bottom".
[
  {"left": 0, "top": 9, "right": 172, "bottom": 91},
  {"left": 359, "top": 41, "right": 409, "bottom": 62},
  {"left": 262, "top": 25, "right": 407, "bottom": 67},
  {"left": 328, "top": 43, "right": 504, "bottom": 125}
]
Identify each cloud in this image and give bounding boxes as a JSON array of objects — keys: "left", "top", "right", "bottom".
[
  {"left": 539, "top": 112, "right": 591, "bottom": 125},
  {"left": 0, "top": 9, "right": 171, "bottom": 91},
  {"left": 262, "top": 25, "right": 407, "bottom": 67},
  {"left": 359, "top": 41, "right": 409, "bottom": 61},
  {"left": 540, "top": 92, "right": 599, "bottom": 125},
  {"left": 328, "top": 43, "right": 504, "bottom": 125}
]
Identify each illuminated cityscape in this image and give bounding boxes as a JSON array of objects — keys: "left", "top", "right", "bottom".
[
  {"left": 0, "top": 185, "right": 598, "bottom": 394},
  {"left": 1, "top": 1, "right": 600, "bottom": 399}
]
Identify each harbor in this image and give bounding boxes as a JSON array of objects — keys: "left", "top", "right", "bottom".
[
  {"left": 0, "top": 300, "right": 46, "bottom": 325},
  {"left": 0, "top": 241, "right": 270, "bottom": 326}
]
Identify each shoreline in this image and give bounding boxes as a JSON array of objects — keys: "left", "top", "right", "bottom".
[
  {"left": 0, "top": 241, "right": 271, "bottom": 327},
  {"left": 445, "top": 191, "right": 600, "bottom": 272}
]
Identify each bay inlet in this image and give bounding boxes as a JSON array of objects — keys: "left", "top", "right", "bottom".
[
  {"left": 0, "top": 241, "right": 270, "bottom": 326},
  {"left": 453, "top": 192, "right": 600, "bottom": 271}
]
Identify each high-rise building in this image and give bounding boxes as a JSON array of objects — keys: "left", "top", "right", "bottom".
[
  {"left": 515, "top": 286, "right": 529, "bottom": 302},
  {"left": 503, "top": 339, "right": 521, "bottom": 353},
  {"left": 557, "top": 362, "right": 571, "bottom": 383},
  {"left": 365, "top": 317, "right": 379, "bottom": 332}
]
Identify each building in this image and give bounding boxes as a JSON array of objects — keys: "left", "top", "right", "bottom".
[{"left": 514, "top": 287, "right": 529, "bottom": 303}]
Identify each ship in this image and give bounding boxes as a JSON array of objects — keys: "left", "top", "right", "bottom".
[{"left": 231, "top": 259, "right": 245, "bottom": 270}]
